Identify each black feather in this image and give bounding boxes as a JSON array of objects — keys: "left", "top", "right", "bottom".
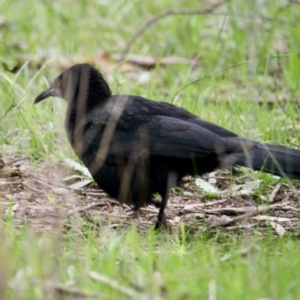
[{"left": 34, "top": 63, "right": 300, "bottom": 229}]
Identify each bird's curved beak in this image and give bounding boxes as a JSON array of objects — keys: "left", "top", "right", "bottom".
[{"left": 34, "top": 87, "right": 58, "bottom": 104}]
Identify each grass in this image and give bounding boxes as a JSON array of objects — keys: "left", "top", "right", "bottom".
[
  {"left": 1, "top": 0, "right": 300, "bottom": 299},
  {"left": 2, "top": 225, "right": 300, "bottom": 299}
]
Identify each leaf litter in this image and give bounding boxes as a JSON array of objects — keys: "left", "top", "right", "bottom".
[{"left": 1, "top": 151, "right": 300, "bottom": 237}]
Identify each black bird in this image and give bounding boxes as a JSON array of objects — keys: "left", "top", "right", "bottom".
[{"left": 34, "top": 63, "right": 300, "bottom": 229}]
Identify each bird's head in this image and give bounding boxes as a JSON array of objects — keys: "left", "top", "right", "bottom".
[{"left": 34, "top": 63, "right": 111, "bottom": 108}]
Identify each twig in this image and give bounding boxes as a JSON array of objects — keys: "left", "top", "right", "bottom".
[
  {"left": 23, "top": 180, "right": 45, "bottom": 193},
  {"left": 140, "top": 207, "right": 159, "bottom": 213},
  {"left": 1, "top": 104, "right": 16, "bottom": 119},
  {"left": 5, "top": 156, "right": 28, "bottom": 166},
  {"left": 120, "top": 0, "right": 228, "bottom": 61},
  {"left": 54, "top": 284, "right": 96, "bottom": 298},
  {"left": 28, "top": 172, "right": 86, "bottom": 192},
  {"left": 204, "top": 203, "right": 286, "bottom": 214},
  {"left": 68, "top": 203, "right": 108, "bottom": 215},
  {"left": 220, "top": 246, "right": 256, "bottom": 262},
  {"left": 252, "top": 215, "right": 296, "bottom": 222},
  {"left": 112, "top": 54, "right": 196, "bottom": 68},
  {"left": 183, "top": 199, "right": 228, "bottom": 211},
  {"left": 32, "top": 279, "right": 97, "bottom": 299},
  {"left": 172, "top": 53, "right": 300, "bottom": 101},
  {"left": 269, "top": 183, "right": 281, "bottom": 202},
  {"left": 89, "top": 271, "right": 139, "bottom": 298},
  {"left": 207, "top": 203, "right": 287, "bottom": 229},
  {"left": 84, "top": 190, "right": 108, "bottom": 196},
  {"left": 120, "top": 1, "right": 294, "bottom": 61}
]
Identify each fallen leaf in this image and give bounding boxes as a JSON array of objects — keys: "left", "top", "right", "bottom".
[
  {"left": 231, "top": 180, "right": 261, "bottom": 196},
  {"left": 195, "top": 178, "right": 220, "bottom": 195},
  {"left": 269, "top": 221, "right": 285, "bottom": 236},
  {"left": 68, "top": 179, "right": 92, "bottom": 190},
  {"left": 183, "top": 191, "right": 193, "bottom": 197},
  {"left": 52, "top": 187, "right": 70, "bottom": 195},
  {"left": 208, "top": 171, "right": 217, "bottom": 184},
  {"left": 64, "top": 158, "right": 92, "bottom": 178},
  {"left": 207, "top": 215, "right": 232, "bottom": 227}
]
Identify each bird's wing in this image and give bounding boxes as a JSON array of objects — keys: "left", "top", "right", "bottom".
[
  {"left": 146, "top": 116, "right": 227, "bottom": 158},
  {"left": 156, "top": 102, "right": 237, "bottom": 137},
  {"left": 83, "top": 113, "right": 228, "bottom": 163}
]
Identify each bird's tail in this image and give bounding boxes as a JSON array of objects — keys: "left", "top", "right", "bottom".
[{"left": 233, "top": 142, "right": 300, "bottom": 179}]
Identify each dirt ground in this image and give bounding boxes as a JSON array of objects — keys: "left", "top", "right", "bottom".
[{"left": 1, "top": 151, "right": 300, "bottom": 237}]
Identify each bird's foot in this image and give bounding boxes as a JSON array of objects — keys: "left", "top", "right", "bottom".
[{"left": 154, "top": 215, "right": 168, "bottom": 231}]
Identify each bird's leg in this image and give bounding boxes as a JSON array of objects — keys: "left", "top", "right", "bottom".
[
  {"left": 132, "top": 201, "right": 141, "bottom": 216},
  {"left": 154, "top": 170, "right": 177, "bottom": 230},
  {"left": 154, "top": 193, "right": 168, "bottom": 230}
]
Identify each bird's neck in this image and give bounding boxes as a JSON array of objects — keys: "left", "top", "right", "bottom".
[
  {"left": 65, "top": 90, "right": 111, "bottom": 145},
  {"left": 64, "top": 69, "right": 112, "bottom": 146}
]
